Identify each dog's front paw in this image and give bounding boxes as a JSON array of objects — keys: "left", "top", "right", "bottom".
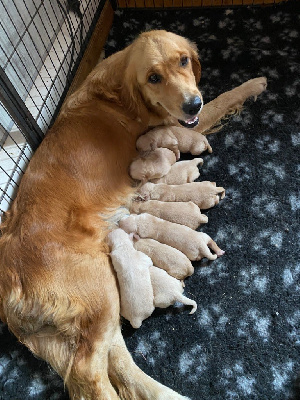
[{"left": 242, "top": 77, "right": 267, "bottom": 100}]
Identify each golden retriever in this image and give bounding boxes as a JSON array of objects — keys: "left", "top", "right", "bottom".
[{"left": 0, "top": 30, "right": 267, "bottom": 399}]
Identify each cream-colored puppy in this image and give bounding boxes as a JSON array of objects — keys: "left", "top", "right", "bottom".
[
  {"left": 130, "top": 200, "right": 207, "bottom": 229},
  {"left": 134, "top": 238, "right": 194, "bottom": 279},
  {"left": 119, "top": 214, "right": 225, "bottom": 261},
  {"left": 136, "top": 126, "right": 212, "bottom": 156},
  {"left": 170, "top": 126, "right": 213, "bottom": 155},
  {"left": 107, "top": 228, "right": 154, "bottom": 329},
  {"left": 138, "top": 181, "right": 225, "bottom": 210},
  {"left": 150, "top": 265, "right": 197, "bottom": 314},
  {"left": 136, "top": 126, "right": 180, "bottom": 159},
  {"left": 151, "top": 158, "right": 203, "bottom": 185},
  {"left": 129, "top": 147, "right": 176, "bottom": 183}
]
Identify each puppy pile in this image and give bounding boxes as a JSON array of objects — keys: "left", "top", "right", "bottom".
[{"left": 107, "top": 125, "right": 225, "bottom": 329}]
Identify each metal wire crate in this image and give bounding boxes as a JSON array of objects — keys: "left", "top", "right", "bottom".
[{"left": 0, "top": 0, "right": 106, "bottom": 219}]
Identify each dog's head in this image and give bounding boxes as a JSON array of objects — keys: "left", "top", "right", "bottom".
[{"left": 123, "top": 30, "right": 202, "bottom": 128}]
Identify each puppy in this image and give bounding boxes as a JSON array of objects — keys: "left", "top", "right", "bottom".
[
  {"left": 119, "top": 213, "right": 225, "bottom": 261},
  {"left": 107, "top": 229, "right": 154, "bottom": 329},
  {"left": 130, "top": 200, "right": 208, "bottom": 229},
  {"left": 129, "top": 147, "right": 176, "bottom": 182},
  {"left": 134, "top": 237, "right": 194, "bottom": 280},
  {"left": 150, "top": 265, "right": 197, "bottom": 314},
  {"left": 138, "top": 181, "right": 225, "bottom": 209},
  {"left": 151, "top": 158, "right": 203, "bottom": 185}
]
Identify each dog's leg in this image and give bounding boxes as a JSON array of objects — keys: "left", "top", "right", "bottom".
[
  {"left": 108, "top": 328, "right": 189, "bottom": 400},
  {"left": 24, "top": 323, "right": 121, "bottom": 400},
  {"left": 24, "top": 331, "right": 120, "bottom": 400},
  {"left": 196, "top": 77, "right": 267, "bottom": 134},
  {"left": 19, "top": 252, "right": 123, "bottom": 400}
]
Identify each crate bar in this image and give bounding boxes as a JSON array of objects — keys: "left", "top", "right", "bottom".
[{"left": 0, "top": 67, "right": 44, "bottom": 151}]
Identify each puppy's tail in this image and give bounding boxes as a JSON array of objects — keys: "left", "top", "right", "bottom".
[{"left": 178, "top": 294, "right": 197, "bottom": 314}]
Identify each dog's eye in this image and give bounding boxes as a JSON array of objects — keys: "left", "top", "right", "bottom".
[
  {"left": 148, "top": 74, "right": 161, "bottom": 84},
  {"left": 180, "top": 56, "right": 189, "bottom": 67}
]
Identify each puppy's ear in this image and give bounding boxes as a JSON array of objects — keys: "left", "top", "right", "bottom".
[{"left": 189, "top": 42, "right": 201, "bottom": 85}]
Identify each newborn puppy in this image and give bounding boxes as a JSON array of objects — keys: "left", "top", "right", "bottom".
[
  {"left": 169, "top": 126, "right": 213, "bottom": 155},
  {"left": 130, "top": 200, "right": 208, "bottom": 229},
  {"left": 151, "top": 158, "right": 203, "bottom": 185},
  {"left": 136, "top": 125, "right": 212, "bottom": 156},
  {"left": 138, "top": 181, "right": 225, "bottom": 210},
  {"left": 129, "top": 148, "right": 176, "bottom": 183},
  {"left": 150, "top": 265, "right": 197, "bottom": 314},
  {"left": 107, "top": 228, "right": 154, "bottom": 329},
  {"left": 119, "top": 213, "right": 225, "bottom": 261},
  {"left": 136, "top": 126, "right": 180, "bottom": 159},
  {"left": 134, "top": 238, "right": 194, "bottom": 280}
]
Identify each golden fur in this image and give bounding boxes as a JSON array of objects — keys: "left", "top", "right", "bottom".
[{"left": 0, "top": 30, "right": 267, "bottom": 399}]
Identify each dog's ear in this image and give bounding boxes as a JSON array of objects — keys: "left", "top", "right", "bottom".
[
  {"left": 121, "top": 62, "right": 149, "bottom": 122},
  {"left": 189, "top": 42, "right": 201, "bottom": 85}
]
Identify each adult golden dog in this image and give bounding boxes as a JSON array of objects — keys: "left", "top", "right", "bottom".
[{"left": 0, "top": 30, "right": 266, "bottom": 399}]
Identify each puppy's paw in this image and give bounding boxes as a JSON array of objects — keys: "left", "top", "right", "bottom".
[
  {"left": 190, "top": 135, "right": 213, "bottom": 155},
  {"left": 199, "top": 233, "right": 225, "bottom": 261}
]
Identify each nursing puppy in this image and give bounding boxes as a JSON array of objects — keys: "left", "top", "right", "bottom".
[
  {"left": 134, "top": 238, "right": 194, "bottom": 280},
  {"left": 107, "top": 229, "right": 154, "bottom": 329},
  {"left": 119, "top": 213, "right": 225, "bottom": 261},
  {"left": 130, "top": 200, "right": 207, "bottom": 229},
  {"left": 138, "top": 181, "right": 226, "bottom": 209}
]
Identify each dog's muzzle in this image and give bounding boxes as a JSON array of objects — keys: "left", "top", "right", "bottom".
[
  {"left": 178, "top": 96, "right": 202, "bottom": 128},
  {"left": 178, "top": 115, "right": 199, "bottom": 128}
]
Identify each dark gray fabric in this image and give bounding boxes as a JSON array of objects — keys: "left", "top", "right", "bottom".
[{"left": 0, "top": 2, "right": 299, "bottom": 399}]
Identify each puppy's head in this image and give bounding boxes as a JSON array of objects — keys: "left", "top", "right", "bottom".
[{"left": 124, "top": 30, "right": 202, "bottom": 128}]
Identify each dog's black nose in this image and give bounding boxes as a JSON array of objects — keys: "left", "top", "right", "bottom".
[{"left": 182, "top": 96, "right": 202, "bottom": 116}]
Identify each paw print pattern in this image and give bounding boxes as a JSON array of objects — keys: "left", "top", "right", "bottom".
[
  {"left": 238, "top": 265, "right": 268, "bottom": 294},
  {"left": 219, "top": 17, "right": 236, "bottom": 30},
  {"left": 193, "top": 16, "right": 210, "bottom": 29},
  {"left": 271, "top": 361, "right": 295, "bottom": 394},
  {"left": 251, "top": 194, "right": 279, "bottom": 217},
  {"left": 221, "top": 38, "right": 243, "bottom": 61},
  {"left": 221, "top": 187, "right": 242, "bottom": 211},
  {"left": 269, "top": 11, "right": 291, "bottom": 25},
  {"left": 289, "top": 193, "right": 300, "bottom": 211},
  {"left": 179, "top": 344, "right": 208, "bottom": 381},
  {"left": 286, "top": 311, "right": 300, "bottom": 345},
  {"left": 219, "top": 362, "right": 257, "bottom": 398},
  {"left": 262, "top": 162, "right": 285, "bottom": 180},
  {"left": 197, "top": 261, "right": 229, "bottom": 285},
  {"left": 228, "top": 162, "right": 252, "bottom": 181},
  {"left": 253, "top": 229, "right": 283, "bottom": 255},
  {"left": 233, "top": 109, "right": 253, "bottom": 126},
  {"left": 282, "top": 263, "right": 300, "bottom": 291},
  {"left": 197, "top": 304, "right": 230, "bottom": 336},
  {"left": 135, "top": 331, "right": 167, "bottom": 366},
  {"left": 224, "top": 131, "right": 245, "bottom": 149},
  {"left": 237, "top": 308, "right": 270, "bottom": 343},
  {"left": 261, "top": 110, "right": 284, "bottom": 128},
  {"left": 255, "top": 135, "right": 281, "bottom": 154},
  {"left": 291, "top": 132, "right": 300, "bottom": 146}
]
